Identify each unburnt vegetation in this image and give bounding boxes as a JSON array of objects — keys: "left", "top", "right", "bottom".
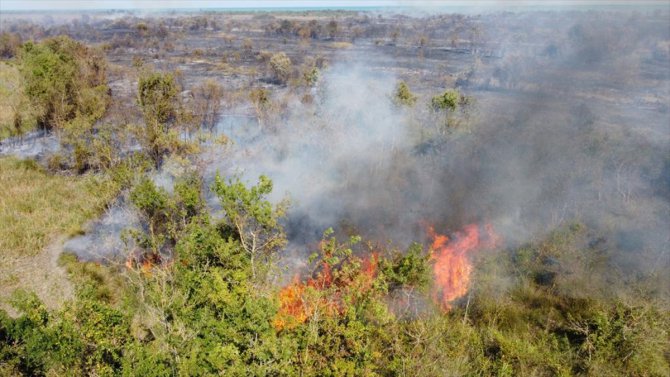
[{"left": 0, "top": 6, "right": 668, "bottom": 376}]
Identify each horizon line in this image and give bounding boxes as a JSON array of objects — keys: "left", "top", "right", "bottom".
[{"left": 2, "top": 1, "right": 668, "bottom": 12}]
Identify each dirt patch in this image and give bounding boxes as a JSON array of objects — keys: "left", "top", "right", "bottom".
[{"left": 0, "top": 236, "right": 74, "bottom": 317}]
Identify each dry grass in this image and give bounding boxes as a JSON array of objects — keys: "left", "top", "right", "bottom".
[
  {"left": 330, "top": 41, "right": 353, "bottom": 49},
  {"left": 0, "top": 157, "right": 119, "bottom": 257},
  {"left": 0, "top": 157, "right": 119, "bottom": 313}
]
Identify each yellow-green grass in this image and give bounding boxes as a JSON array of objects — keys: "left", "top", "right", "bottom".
[
  {"left": 330, "top": 41, "right": 353, "bottom": 49},
  {"left": 0, "top": 157, "right": 119, "bottom": 257}
]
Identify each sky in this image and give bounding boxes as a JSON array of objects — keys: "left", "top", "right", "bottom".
[
  {"left": 2, "top": 0, "right": 667, "bottom": 12},
  {"left": 7, "top": 0, "right": 399, "bottom": 11}
]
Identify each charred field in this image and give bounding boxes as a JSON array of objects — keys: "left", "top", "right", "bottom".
[{"left": 0, "top": 4, "right": 669, "bottom": 376}]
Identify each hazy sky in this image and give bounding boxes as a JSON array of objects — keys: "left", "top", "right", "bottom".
[
  {"left": 2, "top": 0, "right": 665, "bottom": 12},
  {"left": 3, "top": 0, "right": 398, "bottom": 11}
]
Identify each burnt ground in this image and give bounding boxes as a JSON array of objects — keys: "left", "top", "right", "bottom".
[{"left": 1, "top": 8, "right": 669, "bottom": 302}]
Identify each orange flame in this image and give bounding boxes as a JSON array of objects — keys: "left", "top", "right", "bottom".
[
  {"left": 274, "top": 222, "right": 500, "bottom": 329},
  {"left": 428, "top": 223, "right": 499, "bottom": 310},
  {"left": 125, "top": 252, "right": 161, "bottom": 276},
  {"left": 273, "top": 275, "right": 308, "bottom": 330},
  {"left": 273, "top": 253, "right": 379, "bottom": 331}
]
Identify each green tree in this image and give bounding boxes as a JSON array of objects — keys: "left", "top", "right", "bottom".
[
  {"left": 121, "top": 174, "right": 294, "bottom": 375},
  {"left": 19, "top": 36, "right": 109, "bottom": 131},
  {"left": 0, "top": 289, "right": 131, "bottom": 376},
  {"left": 393, "top": 81, "right": 417, "bottom": 107},
  {"left": 129, "top": 174, "right": 204, "bottom": 258},
  {"left": 138, "top": 71, "right": 179, "bottom": 126},
  {"left": 130, "top": 178, "right": 175, "bottom": 254},
  {"left": 430, "top": 88, "right": 474, "bottom": 130},
  {"left": 136, "top": 70, "right": 184, "bottom": 166},
  {"left": 430, "top": 89, "right": 461, "bottom": 113},
  {"left": 212, "top": 175, "right": 287, "bottom": 280}
]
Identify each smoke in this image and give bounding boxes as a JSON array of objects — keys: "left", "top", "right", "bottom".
[
  {"left": 208, "top": 10, "right": 670, "bottom": 284},
  {"left": 63, "top": 195, "right": 139, "bottom": 261},
  {"left": 219, "top": 66, "right": 415, "bottom": 241},
  {"left": 20, "top": 8, "right": 664, "bottom": 297},
  {"left": 0, "top": 130, "right": 60, "bottom": 160}
]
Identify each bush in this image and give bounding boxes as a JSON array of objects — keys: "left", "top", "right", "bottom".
[
  {"left": 393, "top": 81, "right": 417, "bottom": 107},
  {"left": 136, "top": 70, "right": 190, "bottom": 166},
  {"left": 430, "top": 89, "right": 461, "bottom": 113},
  {"left": 0, "top": 62, "right": 37, "bottom": 140},
  {"left": 19, "top": 36, "right": 109, "bottom": 131},
  {"left": 0, "top": 32, "right": 22, "bottom": 59},
  {"left": 269, "top": 52, "right": 292, "bottom": 85}
]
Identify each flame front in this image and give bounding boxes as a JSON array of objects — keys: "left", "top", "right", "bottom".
[
  {"left": 428, "top": 223, "right": 499, "bottom": 310},
  {"left": 273, "top": 253, "right": 378, "bottom": 331},
  {"left": 125, "top": 252, "right": 162, "bottom": 276},
  {"left": 274, "top": 223, "right": 499, "bottom": 329}
]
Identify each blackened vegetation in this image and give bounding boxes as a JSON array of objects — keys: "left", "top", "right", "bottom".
[{"left": 0, "top": 7, "right": 668, "bottom": 376}]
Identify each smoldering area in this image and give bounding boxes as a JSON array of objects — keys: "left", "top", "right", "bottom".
[{"left": 2, "top": 8, "right": 667, "bottom": 293}]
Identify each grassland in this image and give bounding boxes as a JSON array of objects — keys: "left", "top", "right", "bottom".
[
  {"left": 0, "top": 157, "right": 118, "bottom": 257},
  {"left": 0, "top": 157, "right": 119, "bottom": 311}
]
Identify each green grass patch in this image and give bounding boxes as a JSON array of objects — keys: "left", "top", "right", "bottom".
[{"left": 0, "top": 157, "right": 119, "bottom": 257}]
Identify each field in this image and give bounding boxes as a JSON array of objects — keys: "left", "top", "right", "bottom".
[
  {"left": 0, "top": 157, "right": 118, "bottom": 313},
  {"left": 0, "top": 5, "right": 668, "bottom": 376}
]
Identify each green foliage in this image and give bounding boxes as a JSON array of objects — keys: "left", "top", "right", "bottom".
[
  {"left": 129, "top": 175, "right": 204, "bottom": 255},
  {"left": 1, "top": 290, "right": 131, "bottom": 376},
  {"left": 120, "top": 176, "right": 292, "bottom": 375},
  {"left": 213, "top": 174, "right": 276, "bottom": 230},
  {"left": 430, "top": 89, "right": 461, "bottom": 112},
  {"left": 2, "top": 173, "right": 668, "bottom": 376},
  {"left": 303, "top": 66, "right": 320, "bottom": 87},
  {"left": 19, "top": 35, "right": 109, "bottom": 131},
  {"left": 131, "top": 178, "right": 171, "bottom": 223},
  {"left": 174, "top": 173, "right": 205, "bottom": 218},
  {"left": 393, "top": 81, "right": 417, "bottom": 107},
  {"left": 136, "top": 70, "right": 194, "bottom": 166},
  {"left": 429, "top": 88, "right": 476, "bottom": 131},
  {"left": 137, "top": 71, "right": 179, "bottom": 126},
  {"left": 0, "top": 61, "right": 37, "bottom": 140},
  {"left": 380, "top": 242, "right": 430, "bottom": 290},
  {"left": 10, "top": 35, "right": 116, "bottom": 171},
  {"left": 212, "top": 174, "right": 287, "bottom": 279}
]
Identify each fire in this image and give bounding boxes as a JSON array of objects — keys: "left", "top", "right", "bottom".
[
  {"left": 273, "top": 223, "right": 499, "bottom": 330},
  {"left": 428, "top": 223, "right": 499, "bottom": 310},
  {"left": 273, "top": 253, "right": 379, "bottom": 331},
  {"left": 125, "top": 252, "right": 161, "bottom": 276},
  {"left": 273, "top": 276, "right": 308, "bottom": 330}
]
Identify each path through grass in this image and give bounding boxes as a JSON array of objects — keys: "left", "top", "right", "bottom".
[{"left": 0, "top": 157, "right": 119, "bottom": 312}]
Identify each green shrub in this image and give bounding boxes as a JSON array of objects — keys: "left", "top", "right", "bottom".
[{"left": 19, "top": 36, "right": 109, "bottom": 131}]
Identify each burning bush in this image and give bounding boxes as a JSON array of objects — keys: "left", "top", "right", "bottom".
[
  {"left": 427, "top": 223, "right": 500, "bottom": 310},
  {"left": 275, "top": 222, "right": 501, "bottom": 330},
  {"left": 274, "top": 231, "right": 381, "bottom": 331}
]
